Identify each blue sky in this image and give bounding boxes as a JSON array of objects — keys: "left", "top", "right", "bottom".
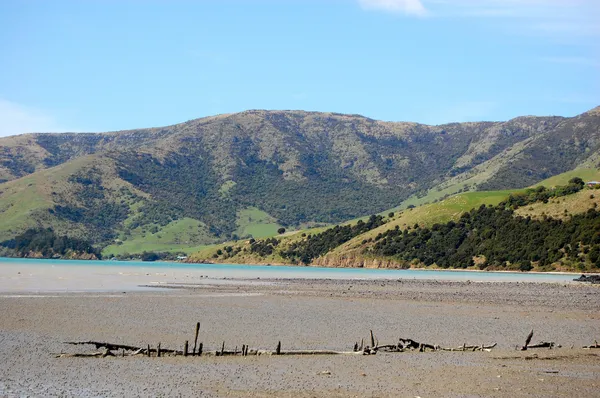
[{"left": 0, "top": 0, "right": 598, "bottom": 136}]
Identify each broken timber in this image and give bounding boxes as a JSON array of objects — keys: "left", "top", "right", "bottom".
[
  {"left": 583, "top": 340, "right": 600, "bottom": 349},
  {"left": 56, "top": 323, "right": 511, "bottom": 359},
  {"left": 520, "top": 330, "right": 559, "bottom": 350}
]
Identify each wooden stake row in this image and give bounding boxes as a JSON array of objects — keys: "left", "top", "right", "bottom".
[{"left": 57, "top": 324, "right": 597, "bottom": 359}]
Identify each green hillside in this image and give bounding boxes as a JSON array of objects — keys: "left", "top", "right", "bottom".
[
  {"left": 189, "top": 169, "right": 600, "bottom": 272},
  {"left": 235, "top": 207, "right": 283, "bottom": 239},
  {"left": 1, "top": 108, "right": 600, "bottom": 257},
  {"left": 102, "top": 218, "right": 215, "bottom": 256}
]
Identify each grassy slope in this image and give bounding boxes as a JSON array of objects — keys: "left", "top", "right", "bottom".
[
  {"left": 187, "top": 191, "right": 513, "bottom": 264},
  {"left": 515, "top": 188, "right": 600, "bottom": 221},
  {"left": 512, "top": 168, "right": 600, "bottom": 221},
  {"left": 0, "top": 156, "right": 101, "bottom": 241},
  {"left": 390, "top": 139, "right": 535, "bottom": 211},
  {"left": 102, "top": 207, "right": 284, "bottom": 256},
  {"left": 189, "top": 168, "right": 600, "bottom": 267},
  {"left": 329, "top": 168, "right": 600, "bottom": 257},
  {"left": 534, "top": 168, "right": 600, "bottom": 188},
  {"left": 328, "top": 190, "right": 514, "bottom": 256},
  {"left": 102, "top": 218, "right": 215, "bottom": 256},
  {"left": 235, "top": 207, "right": 282, "bottom": 239},
  {"left": 0, "top": 158, "right": 290, "bottom": 255}
]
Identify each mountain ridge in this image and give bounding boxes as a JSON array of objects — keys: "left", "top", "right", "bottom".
[{"left": 0, "top": 107, "right": 599, "bottom": 253}]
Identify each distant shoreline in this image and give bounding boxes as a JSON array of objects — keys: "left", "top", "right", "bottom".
[
  {"left": 1, "top": 256, "right": 597, "bottom": 276},
  {"left": 0, "top": 258, "right": 590, "bottom": 294}
]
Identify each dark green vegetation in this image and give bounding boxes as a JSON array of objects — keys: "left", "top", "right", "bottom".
[
  {"left": 369, "top": 203, "right": 600, "bottom": 272},
  {"left": 280, "top": 215, "right": 386, "bottom": 264},
  {"left": 192, "top": 177, "right": 600, "bottom": 272},
  {"left": 504, "top": 177, "right": 585, "bottom": 209},
  {"left": 1, "top": 107, "right": 599, "bottom": 256},
  {"left": 0, "top": 228, "right": 100, "bottom": 259}
]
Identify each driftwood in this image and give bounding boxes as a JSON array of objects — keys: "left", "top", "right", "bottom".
[
  {"left": 193, "top": 322, "right": 200, "bottom": 355},
  {"left": 528, "top": 341, "right": 558, "bottom": 349},
  {"left": 257, "top": 349, "right": 367, "bottom": 356},
  {"left": 371, "top": 338, "right": 496, "bottom": 353},
  {"left": 440, "top": 343, "right": 497, "bottom": 352},
  {"left": 64, "top": 341, "right": 141, "bottom": 351},
  {"left": 64, "top": 341, "right": 183, "bottom": 356},
  {"left": 57, "top": 324, "right": 504, "bottom": 360},
  {"left": 520, "top": 330, "right": 558, "bottom": 350},
  {"left": 56, "top": 349, "right": 115, "bottom": 358},
  {"left": 583, "top": 340, "right": 600, "bottom": 349},
  {"left": 521, "top": 329, "right": 535, "bottom": 350}
]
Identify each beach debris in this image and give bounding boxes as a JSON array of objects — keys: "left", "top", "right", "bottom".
[
  {"left": 58, "top": 323, "right": 504, "bottom": 360},
  {"left": 528, "top": 342, "right": 559, "bottom": 349},
  {"left": 320, "top": 370, "right": 331, "bottom": 375},
  {"left": 521, "top": 329, "right": 535, "bottom": 351},
  {"left": 520, "top": 330, "right": 558, "bottom": 350},
  {"left": 573, "top": 274, "right": 600, "bottom": 284},
  {"left": 64, "top": 341, "right": 142, "bottom": 352},
  {"left": 364, "top": 337, "right": 496, "bottom": 353},
  {"left": 193, "top": 322, "right": 200, "bottom": 355},
  {"left": 583, "top": 340, "right": 600, "bottom": 349}
]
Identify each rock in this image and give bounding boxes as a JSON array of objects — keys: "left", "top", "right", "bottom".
[{"left": 573, "top": 274, "right": 600, "bottom": 284}]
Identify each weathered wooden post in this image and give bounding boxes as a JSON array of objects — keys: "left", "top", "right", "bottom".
[
  {"left": 147, "top": 344, "right": 151, "bottom": 357},
  {"left": 157, "top": 343, "right": 161, "bottom": 357},
  {"left": 276, "top": 341, "right": 281, "bottom": 355},
  {"left": 370, "top": 330, "right": 375, "bottom": 348},
  {"left": 221, "top": 341, "right": 225, "bottom": 356},
  {"left": 198, "top": 342, "right": 203, "bottom": 356},
  {"left": 184, "top": 340, "right": 189, "bottom": 357},
  {"left": 193, "top": 322, "right": 200, "bottom": 355}
]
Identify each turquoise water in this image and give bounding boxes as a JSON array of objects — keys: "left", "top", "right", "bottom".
[{"left": 0, "top": 257, "right": 584, "bottom": 283}]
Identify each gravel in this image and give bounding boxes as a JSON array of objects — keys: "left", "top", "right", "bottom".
[{"left": 1, "top": 278, "right": 599, "bottom": 397}]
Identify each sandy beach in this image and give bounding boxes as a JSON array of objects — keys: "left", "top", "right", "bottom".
[{"left": 1, "top": 262, "right": 599, "bottom": 397}]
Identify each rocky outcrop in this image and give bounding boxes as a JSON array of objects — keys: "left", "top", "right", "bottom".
[
  {"left": 573, "top": 274, "right": 600, "bottom": 284},
  {"left": 312, "top": 253, "right": 409, "bottom": 269}
]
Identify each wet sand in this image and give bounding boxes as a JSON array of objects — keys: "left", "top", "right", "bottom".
[{"left": 1, "top": 268, "right": 599, "bottom": 397}]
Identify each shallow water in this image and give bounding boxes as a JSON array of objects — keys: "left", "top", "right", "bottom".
[{"left": 0, "top": 257, "right": 583, "bottom": 283}]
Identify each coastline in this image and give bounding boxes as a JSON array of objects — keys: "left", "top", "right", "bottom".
[
  {"left": 3, "top": 255, "right": 597, "bottom": 276},
  {"left": 1, "top": 274, "right": 599, "bottom": 397},
  {"left": 0, "top": 258, "right": 591, "bottom": 294}
]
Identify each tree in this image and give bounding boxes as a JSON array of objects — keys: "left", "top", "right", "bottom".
[
  {"left": 569, "top": 177, "right": 585, "bottom": 188},
  {"left": 277, "top": 227, "right": 286, "bottom": 234},
  {"left": 141, "top": 251, "right": 160, "bottom": 262}
]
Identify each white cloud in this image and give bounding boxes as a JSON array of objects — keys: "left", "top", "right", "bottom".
[
  {"left": 357, "top": 0, "right": 600, "bottom": 39},
  {"left": 0, "top": 99, "right": 72, "bottom": 137},
  {"left": 358, "top": 0, "right": 428, "bottom": 16}
]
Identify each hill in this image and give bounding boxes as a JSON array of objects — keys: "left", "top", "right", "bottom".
[
  {"left": 188, "top": 170, "right": 600, "bottom": 272},
  {"left": 1, "top": 108, "right": 599, "bottom": 254}
]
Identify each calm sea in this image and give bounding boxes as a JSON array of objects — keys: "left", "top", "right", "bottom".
[{"left": 0, "top": 257, "right": 583, "bottom": 283}]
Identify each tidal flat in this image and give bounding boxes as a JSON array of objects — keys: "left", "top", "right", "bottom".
[{"left": 1, "top": 268, "right": 599, "bottom": 397}]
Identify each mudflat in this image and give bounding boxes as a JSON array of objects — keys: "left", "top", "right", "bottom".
[{"left": 1, "top": 275, "right": 599, "bottom": 397}]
